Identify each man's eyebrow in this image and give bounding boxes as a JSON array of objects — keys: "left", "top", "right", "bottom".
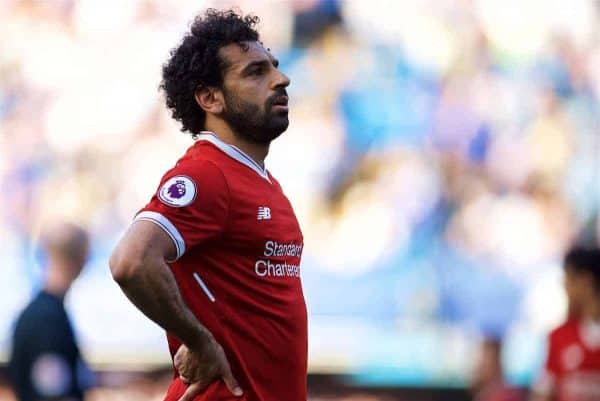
[{"left": 241, "top": 58, "right": 280, "bottom": 74}]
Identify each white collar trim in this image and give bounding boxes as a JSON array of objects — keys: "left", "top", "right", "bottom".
[{"left": 196, "top": 131, "right": 271, "bottom": 183}]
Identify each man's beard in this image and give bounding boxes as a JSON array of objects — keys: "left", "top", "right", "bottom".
[{"left": 220, "top": 88, "right": 289, "bottom": 145}]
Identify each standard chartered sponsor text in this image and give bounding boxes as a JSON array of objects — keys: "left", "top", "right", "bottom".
[
  {"left": 255, "top": 240, "right": 302, "bottom": 278},
  {"left": 264, "top": 240, "right": 302, "bottom": 257},
  {"left": 255, "top": 259, "right": 301, "bottom": 277}
]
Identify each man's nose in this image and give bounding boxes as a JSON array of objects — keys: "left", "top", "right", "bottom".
[{"left": 273, "top": 69, "right": 290, "bottom": 89}]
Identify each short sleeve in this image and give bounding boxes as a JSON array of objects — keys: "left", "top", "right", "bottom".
[{"left": 135, "top": 160, "right": 229, "bottom": 260}]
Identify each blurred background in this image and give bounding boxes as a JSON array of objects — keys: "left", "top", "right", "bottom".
[{"left": 2, "top": 0, "right": 600, "bottom": 400}]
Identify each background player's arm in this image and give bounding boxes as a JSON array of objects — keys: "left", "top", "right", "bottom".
[
  {"left": 529, "top": 333, "right": 558, "bottom": 401},
  {"left": 529, "top": 376, "right": 556, "bottom": 401},
  {"left": 529, "top": 393, "right": 553, "bottom": 401},
  {"left": 109, "top": 220, "right": 213, "bottom": 349}
]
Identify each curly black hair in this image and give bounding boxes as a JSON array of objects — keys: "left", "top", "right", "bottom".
[{"left": 160, "top": 9, "right": 260, "bottom": 136}]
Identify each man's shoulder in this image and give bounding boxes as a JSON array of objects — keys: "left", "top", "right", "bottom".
[
  {"left": 167, "top": 143, "right": 230, "bottom": 181},
  {"left": 549, "top": 318, "right": 579, "bottom": 344},
  {"left": 14, "top": 294, "right": 64, "bottom": 333},
  {"left": 178, "top": 140, "right": 226, "bottom": 166},
  {"left": 179, "top": 140, "right": 264, "bottom": 176},
  {"left": 169, "top": 139, "right": 278, "bottom": 193}
]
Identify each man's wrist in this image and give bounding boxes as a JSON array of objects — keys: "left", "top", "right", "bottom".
[{"left": 185, "top": 326, "right": 215, "bottom": 352}]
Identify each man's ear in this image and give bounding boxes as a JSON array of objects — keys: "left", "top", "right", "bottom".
[{"left": 194, "top": 85, "right": 224, "bottom": 114}]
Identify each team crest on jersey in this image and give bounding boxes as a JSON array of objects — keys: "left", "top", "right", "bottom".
[{"left": 158, "top": 176, "right": 196, "bottom": 207}]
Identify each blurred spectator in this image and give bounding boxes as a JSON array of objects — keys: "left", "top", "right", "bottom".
[
  {"left": 8, "top": 221, "right": 93, "bottom": 401},
  {"left": 471, "top": 337, "right": 525, "bottom": 401},
  {"left": 530, "top": 248, "right": 600, "bottom": 401}
]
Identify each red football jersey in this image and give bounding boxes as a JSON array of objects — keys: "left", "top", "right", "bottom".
[
  {"left": 135, "top": 132, "right": 307, "bottom": 401},
  {"left": 534, "top": 318, "right": 600, "bottom": 401}
]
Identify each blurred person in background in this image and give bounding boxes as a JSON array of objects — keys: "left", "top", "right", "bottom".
[
  {"left": 471, "top": 337, "right": 525, "bottom": 401},
  {"left": 8, "top": 221, "right": 92, "bottom": 401},
  {"left": 110, "top": 8, "right": 306, "bottom": 401},
  {"left": 530, "top": 248, "right": 600, "bottom": 401}
]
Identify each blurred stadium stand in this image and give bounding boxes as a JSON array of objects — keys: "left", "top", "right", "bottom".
[{"left": 2, "top": 0, "right": 600, "bottom": 399}]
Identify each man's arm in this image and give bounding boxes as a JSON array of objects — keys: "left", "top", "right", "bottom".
[
  {"left": 528, "top": 370, "right": 556, "bottom": 401},
  {"left": 109, "top": 221, "right": 242, "bottom": 398},
  {"left": 109, "top": 220, "right": 210, "bottom": 347}
]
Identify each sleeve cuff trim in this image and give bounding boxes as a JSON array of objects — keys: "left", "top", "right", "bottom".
[{"left": 134, "top": 211, "right": 186, "bottom": 261}]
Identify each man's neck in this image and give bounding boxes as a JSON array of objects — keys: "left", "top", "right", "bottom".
[
  {"left": 582, "top": 296, "right": 600, "bottom": 322},
  {"left": 44, "top": 278, "right": 69, "bottom": 301},
  {"left": 43, "top": 262, "right": 72, "bottom": 300},
  {"left": 203, "top": 120, "right": 269, "bottom": 169}
]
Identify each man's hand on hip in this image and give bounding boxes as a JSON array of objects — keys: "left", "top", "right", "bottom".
[{"left": 174, "top": 341, "right": 243, "bottom": 401}]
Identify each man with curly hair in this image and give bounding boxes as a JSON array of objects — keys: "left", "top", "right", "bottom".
[{"left": 110, "top": 9, "right": 306, "bottom": 401}]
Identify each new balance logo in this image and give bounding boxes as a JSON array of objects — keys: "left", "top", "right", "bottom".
[{"left": 257, "top": 206, "right": 271, "bottom": 220}]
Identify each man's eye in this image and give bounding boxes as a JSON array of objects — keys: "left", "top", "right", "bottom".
[{"left": 250, "top": 68, "right": 263, "bottom": 76}]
